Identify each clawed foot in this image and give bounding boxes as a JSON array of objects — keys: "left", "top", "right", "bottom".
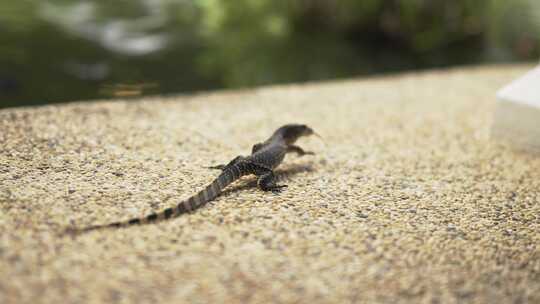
[
  {"left": 300, "top": 151, "right": 315, "bottom": 156},
  {"left": 207, "top": 156, "right": 244, "bottom": 171},
  {"left": 270, "top": 185, "right": 288, "bottom": 194},
  {"left": 288, "top": 145, "right": 315, "bottom": 157},
  {"left": 206, "top": 165, "right": 225, "bottom": 170}
]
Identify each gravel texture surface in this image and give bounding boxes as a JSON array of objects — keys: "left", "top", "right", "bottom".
[{"left": 0, "top": 64, "right": 539, "bottom": 303}]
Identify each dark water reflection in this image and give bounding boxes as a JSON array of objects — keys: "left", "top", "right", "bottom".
[{"left": 0, "top": 0, "right": 538, "bottom": 108}]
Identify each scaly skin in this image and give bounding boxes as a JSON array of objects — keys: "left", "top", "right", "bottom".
[{"left": 67, "top": 124, "right": 316, "bottom": 234}]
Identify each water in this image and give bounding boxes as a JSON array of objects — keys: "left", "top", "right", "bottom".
[{"left": 0, "top": 0, "right": 538, "bottom": 108}]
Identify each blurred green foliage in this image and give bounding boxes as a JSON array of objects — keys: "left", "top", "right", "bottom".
[{"left": 0, "top": 0, "right": 538, "bottom": 108}]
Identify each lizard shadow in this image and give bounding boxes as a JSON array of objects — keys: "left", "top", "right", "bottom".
[{"left": 218, "top": 163, "right": 315, "bottom": 197}]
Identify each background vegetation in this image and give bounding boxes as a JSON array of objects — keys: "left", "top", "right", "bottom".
[{"left": 1, "top": 0, "right": 539, "bottom": 108}]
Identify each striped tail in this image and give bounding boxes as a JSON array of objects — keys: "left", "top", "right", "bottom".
[{"left": 66, "top": 166, "right": 247, "bottom": 235}]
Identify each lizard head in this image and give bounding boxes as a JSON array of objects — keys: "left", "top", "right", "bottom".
[{"left": 275, "top": 123, "right": 315, "bottom": 144}]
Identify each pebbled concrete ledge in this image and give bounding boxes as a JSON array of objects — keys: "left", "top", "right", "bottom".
[{"left": 1, "top": 64, "right": 539, "bottom": 304}]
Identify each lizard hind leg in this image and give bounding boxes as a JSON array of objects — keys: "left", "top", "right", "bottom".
[
  {"left": 207, "top": 164, "right": 225, "bottom": 170},
  {"left": 257, "top": 171, "right": 288, "bottom": 193},
  {"left": 207, "top": 155, "right": 244, "bottom": 171}
]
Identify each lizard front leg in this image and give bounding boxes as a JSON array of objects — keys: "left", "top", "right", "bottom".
[
  {"left": 207, "top": 155, "right": 244, "bottom": 171},
  {"left": 251, "top": 142, "right": 264, "bottom": 154},
  {"left": 287, "top": 145, "right": 315, "bottom": 156}
]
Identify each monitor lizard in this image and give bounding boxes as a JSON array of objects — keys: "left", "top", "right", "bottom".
[{"left": 66, "top": 123, "right": 317, "bottom": 234}]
